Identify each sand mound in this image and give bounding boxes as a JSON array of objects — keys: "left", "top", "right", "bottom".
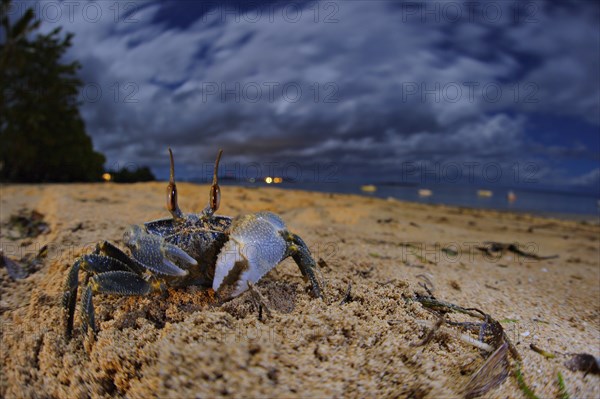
[{"left": 1, "top": 183, "right": 598, "bottom": 398}]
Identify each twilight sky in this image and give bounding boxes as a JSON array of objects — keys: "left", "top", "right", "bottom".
[{"left": 16, "top": 0, "right": 600, "bottom": 192}]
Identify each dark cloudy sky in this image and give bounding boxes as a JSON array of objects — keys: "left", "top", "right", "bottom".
[{"left": 19, "top": 0, "right": 600, "bottom": 192}]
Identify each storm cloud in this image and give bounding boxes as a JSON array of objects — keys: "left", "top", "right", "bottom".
[{"left": 20, "top": 0, "right": 600, "bottom": 189}]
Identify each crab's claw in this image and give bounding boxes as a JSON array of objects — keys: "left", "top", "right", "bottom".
[
  {"left": 122, "top": 225, "right": 195, "bottom": 276},
  {"left": 213, "top": 212, "right": 324, "bottom": 299}
]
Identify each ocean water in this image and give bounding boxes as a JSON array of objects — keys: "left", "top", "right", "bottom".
[{"left": 220, "top": 181, "right": 600, "bottom": 219}]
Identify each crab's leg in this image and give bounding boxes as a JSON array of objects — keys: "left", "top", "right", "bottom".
[
  {"left": 63, "top": 259, "right": 82, "bottom": 339},
  {"left": 285, "top": 232, "right": 324, "bottom": 299},
  {"left": 80, "top": 284, "right": 95, "bottom": 335},
  {"left": 80, "top": 270, "right": 153, "bottom": 335},
  {"left": 96, "top": 241, "right": 145, "bottom": 275},
  {"left": 63, "top": 250, "right": 155, "bottom": 339},
  {"left": 91, "top": 270, "right": 152, "bottom": 295},
  {"left": 82, "top": 253, "right": 140, "bottom": 274}
]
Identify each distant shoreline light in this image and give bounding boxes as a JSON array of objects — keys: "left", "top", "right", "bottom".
[{"left": 264, "top": 177, "right": 283, "bottom": 184}]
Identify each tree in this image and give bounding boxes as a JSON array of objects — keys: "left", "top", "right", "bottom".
[
  {"left": 0, "top": 0, "right": 105, "bottom": 182},
  {"left": 109, "top": 166, "right": 156, "bottom": 183}
]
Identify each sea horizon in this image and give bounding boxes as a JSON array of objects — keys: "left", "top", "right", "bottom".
[{"left": 209, "top": 179, "right": 599, "bottom": 220}]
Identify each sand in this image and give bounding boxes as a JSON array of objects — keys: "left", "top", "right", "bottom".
[{"left": 1, "top": 182, "right": 599, "bottom": 398}]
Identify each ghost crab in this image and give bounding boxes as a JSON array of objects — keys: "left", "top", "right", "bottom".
[{"left": 63, "top": 149, "right": 324, "bottom": 338}]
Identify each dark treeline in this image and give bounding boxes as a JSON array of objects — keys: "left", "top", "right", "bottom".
[
  {"left": 0, "top": 0, "right": 153, "bottom": 183},
  {"left": 108, "top": 166, "right": 156, "bottom": 183}
]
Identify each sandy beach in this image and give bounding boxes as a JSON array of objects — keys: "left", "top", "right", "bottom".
[{"left": 1, "top": 182, "right": 598, "bottom": 398}]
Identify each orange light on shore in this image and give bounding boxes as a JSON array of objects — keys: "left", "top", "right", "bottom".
[
  {"left": 102, "top": 173, "right": 112, "bottom": 182},
  {"left": 273, "top": 177, "right": 283, "bottom": 183}
]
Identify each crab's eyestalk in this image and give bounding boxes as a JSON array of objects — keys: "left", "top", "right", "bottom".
[
  {"left": 203, "top": 149, "right": 223, "bottom": 217},
  {"left": 167, "top": 148, "right": 184, "bottom": 220}
]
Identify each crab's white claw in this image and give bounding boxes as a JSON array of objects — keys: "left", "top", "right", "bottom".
[{"left": 213, "top": 212, "right": 287, "bottom": 297}]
